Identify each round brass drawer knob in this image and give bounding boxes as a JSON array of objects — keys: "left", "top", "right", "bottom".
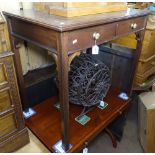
[
  {"left": 131, "top": 23, "right": 137, "bottom": 29},
  {"left": 133, "top": 23, "right": 137, "bottom": 29},
  {"left": 93, "top": 32, "right": 100, "bottom": 40},
  {"left": 11, "top": 104, "right": 14, "bottom": 108}
]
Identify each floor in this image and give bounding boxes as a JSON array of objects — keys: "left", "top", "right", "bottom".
[
  {"left": 16, "top": 95, "right": 143, "bottom": 153},
  {"left": 15, "top": 130, "right": 50, "bottom": 153}
]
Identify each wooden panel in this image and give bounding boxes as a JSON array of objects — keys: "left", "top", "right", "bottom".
[
  {"left": 0, "top": 53, "right": 29, "bottom": 151},
  {"left": 137, "top": 56, "right": 155, "bottom": 75},
  {"left": 26, "top": 88, "right": 130, "bottom": 153},
  {"left": 94, "top": 43, "right": 135, "bottom": 94},
  {"left": 68, "top": 23, "right": 116, "bottom": 52},
  {"left": 0, "top": 113, "right": 17, "bottom": 138},
  {"left": 147, "top": 110, "right": 155, "bottom": 152},
  {"left": 34, "top": 2, "right": 127, "bottom": 17},
  {"left": 34, "top": 2, "right": 127, "bottom": 9},
  {"left": 63, "top": 2, "right": 108, "bottom": 8},
  {"left": 0, "top": 62, "right": 7, "bottom": 85},
  {"left": 0, "top": 52, "right": 28, "bottom": 131},
  {"left": 49, "top": 5, "right": 127, "bottom": 18},
  {"left": 11, "top": 18, "right": 58, "bottom": 52},
  {"left": 0, "top": 128, "right": 29, "bottom": 153},
  {"left": 0, "top": 24, "right": 8, "bottom": 53},
  {"left": 140, "top": 30, "right": 155, "bottom": 60},
  {"left": 116, "top": 17, "right": 145, "bottom": 36},
  {"left": 0, "top": 88, "right": 13, "bottom": 113},
  {"left": 139, "top": 94, "right": 155, "bottom": 153},
  {"left": 136, "top": 67, "right": 155, "bottom": 84},
  {"left": 3, "top": 9, "right": 149, "bottom": 32}
]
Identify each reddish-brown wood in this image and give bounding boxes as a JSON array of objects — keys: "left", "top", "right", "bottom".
[
  {"left": 3, "top": 9, "right": 149, "bottom": 32},
  {"left": 116, "top": 16, "right": 146, "bottom": 36},
  {"left": 26, "top": 87, "right": 130, "bottom": 152},
  {"left": 3, "top": 9, "right": 149, "bottom": 152},
  {"left": 56, "top": 32, "right": 70, "bottom": 151},
  {"left": 10, "top": 18, "right": 59, "bottom": 53},
  {"left": 67, "top": 23, "right": 116, "bottom": 52}
]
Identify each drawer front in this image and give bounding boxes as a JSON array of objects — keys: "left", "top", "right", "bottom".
[
  {"left": 116, "top": 17, "right": 146, "bottom": 36},
  {"left": 0, "top": 113, "right": 17, "bottom": 138},
  {"left": 137, "top": 56, "right": 155, "bottom": 74},
  {"left": 140, "top": 31, "right": 155, "bottom": 60},
  {"left": 68, "top": 23, "right": 116, "bottom": 52},
  {"left": 11, "top": 18, "right": 58, "bottom": 52},
  {"left": 0, "top": 87, "right": 13, "bottom": 113}
]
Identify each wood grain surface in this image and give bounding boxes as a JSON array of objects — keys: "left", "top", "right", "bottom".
[
  {"left": 3, "top": 9, "right": 149, "bottom": 32},
  {"left": 26, "top": 87, "right": 131, "bottom": 152}
]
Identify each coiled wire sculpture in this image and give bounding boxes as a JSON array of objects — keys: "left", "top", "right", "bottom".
[{"left": 69, "top": 53, "right": 111, "bottom": 108}]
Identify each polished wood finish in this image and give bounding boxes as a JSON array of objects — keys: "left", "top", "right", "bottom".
[
  {"left": 10, "top": 19, "right": 58, "bottom": 53},
  {"left": 3, "top": 9, "right": 149, "bottom": 152},
  {"left": 3, "top": 9, "right": 149, "bottom": 32},
  {"left": 26, "top": 88, "right": 130, "bottom": 152},
  {"left": 116, "top": 17, "right": 145, "bottom": 36},
  {"left": 67, "top": 23, "right": 116, "bottom": 52}
]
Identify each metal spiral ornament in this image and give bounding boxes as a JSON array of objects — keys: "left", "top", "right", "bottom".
[{"left": 69, "top": 53, "right": 111, "bottom": 107}]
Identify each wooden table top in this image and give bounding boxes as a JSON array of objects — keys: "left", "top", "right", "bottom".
[{"left": 3, "top": 9, "right": 150, "bottom": 32}]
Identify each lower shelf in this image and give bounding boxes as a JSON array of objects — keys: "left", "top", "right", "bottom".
[{"left": 25, "top": 87, "right": 130, "bottom": 153}]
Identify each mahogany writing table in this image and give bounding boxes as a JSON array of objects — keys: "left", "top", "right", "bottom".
[{"left": 3, "top": 9, "right": 149, "bottom": 152}]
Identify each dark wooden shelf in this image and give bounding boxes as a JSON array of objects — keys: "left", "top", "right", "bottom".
[
  {"left": 24, "top": 64, "right": 56, "bottom": 88},
  {"left": 25, "top": 87, "right": 131, "bottom": 152}
]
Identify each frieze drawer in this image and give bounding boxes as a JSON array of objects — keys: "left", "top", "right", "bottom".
[
  {"left": 0, "top": 87, "right": 13, "bottom": 113},
  {"left": 67, "top": 23, "right": 116, "bottom": 52},
  {"left": 0, "top": 112, "right": 17, "bottom": 138},
  {"left": 116, "top": 17, "right": 146, "bottom": 36}
]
